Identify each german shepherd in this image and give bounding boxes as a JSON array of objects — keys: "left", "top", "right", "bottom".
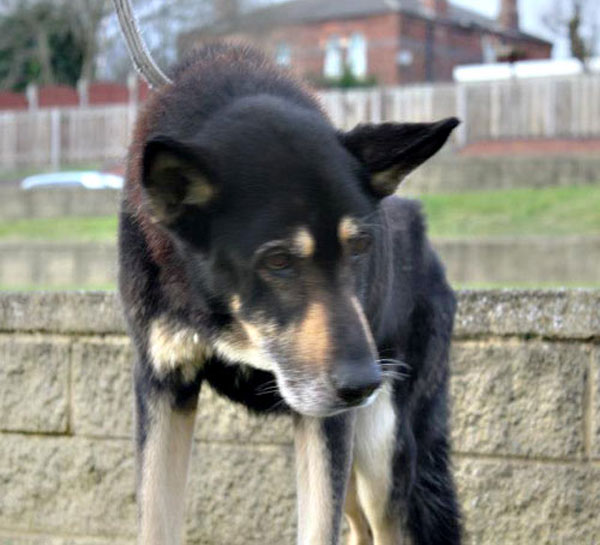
[{"left": 119, "top": 43, "right": 461, "bottom": 545}]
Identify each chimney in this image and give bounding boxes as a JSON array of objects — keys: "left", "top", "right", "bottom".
[
  {"left": 422, "top": 0, "right": 448, "bottom": 17},
  {"left": 499, "top": 0, "right": 519, "bottom": 31}
]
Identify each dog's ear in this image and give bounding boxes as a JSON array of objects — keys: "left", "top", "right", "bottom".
[
  {"left": 340, "top": 117, "right": 459, "bottom": 197},
  {"left": 142, "top": 136, "right": 216, "bottom": 224}
]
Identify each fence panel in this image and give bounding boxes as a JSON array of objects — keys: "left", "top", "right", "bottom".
[{"left": 2, "top": 75, "right": 600, "bottom": 169}]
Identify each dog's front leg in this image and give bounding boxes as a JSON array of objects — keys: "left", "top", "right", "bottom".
[
  {"left": 294, "top": 411, "right": 355, "bottom": 545},
  {"left": 134, "top": 359, "right": 201, "bottom": 545}
]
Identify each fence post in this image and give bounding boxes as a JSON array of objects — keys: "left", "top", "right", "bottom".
[
  {"left": 77, "top": 79, "right": 89, "bottom": 108},
  {"left": 455, "top": 83, "right": 468, "bottom": 148},
  {"left": 0, "top": 112, "right": 18, "bottom": 168},
  {"left": 127, "top": 73, "right": 139, "bottom": 108},
  {"left": 26, "top": 84, "right": 38, "bottom": 111},
  {"left": 50, "top": 109, "right": 61, "bottom": 170}
]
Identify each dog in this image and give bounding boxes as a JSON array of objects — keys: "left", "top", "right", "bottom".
[{"left": 118, "top": 42, "right": 461, "bottom": 545}]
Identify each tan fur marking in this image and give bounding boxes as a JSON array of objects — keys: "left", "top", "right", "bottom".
[
  {"left": 297, "top": 301, "right": 330, "bottom": 367},
  {"left": 230, "top": 294, "right": 241, "bottom": 314},
  {"left": 295, "top": 416, "right": 334, "bottom": 545},
  {"left": 183, "top": 175, "right": 214, "bottom": 206},
  {"left": 138, "top": 397, "right": 197, "bottom": 545},
  {"left": 354, "top": 383, "right": 409, "bottom": 544},
  {"left": 211, "top": 317, "right": 278, "bottom": 372},
  {"left": 148, "top": 316, "right": 209, "bottom": 381},
  {"left": 345, "top": 469, "right": 373, "bottom": 545},
  {"left": 292, "top": 227, "right": 315, "bottom": 257},
  {"left": 371, "top": 165, "right": 412, "bottom": 197},
  {"left": 338, "top": 216, "right": 360, "bottom": 243}
]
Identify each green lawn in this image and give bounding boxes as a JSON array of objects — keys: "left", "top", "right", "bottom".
[
  {"left": 0, "top": 216, "right": 118, "bottom": 242},
  {"left": 0, "top": 283, "right": 116, "bottom": 291},
  {"left": 420, "top": 185, "right": 600, "bottom": 238},
  {"left": 0, "top": 185, "right": 599, "bottom": 242}
]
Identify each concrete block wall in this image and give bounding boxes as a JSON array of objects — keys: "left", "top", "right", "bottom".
[
  {"left": 0, "top": 188, "right": 120, "bottom": 222},
  {"left": 0, "top": 290, "right": 599, "bottom": 544},
  {"left": 3, "top": 237, "right": 600, "bottom": 289},
  {"left": 402, "top": 154, "right": 600, "bottom": 194}
]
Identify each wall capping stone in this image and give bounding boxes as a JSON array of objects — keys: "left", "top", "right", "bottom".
[{"left": 1, "top": 289, "right": 598, "bottom": 339}]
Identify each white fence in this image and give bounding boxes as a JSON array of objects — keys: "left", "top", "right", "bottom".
[{"left": 2, "top": 74, "right": 600, "bottom": 169}]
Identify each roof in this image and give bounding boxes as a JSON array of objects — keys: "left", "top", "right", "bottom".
[{"left": 204, "top": 0, "right": 550, "bottom": 45}]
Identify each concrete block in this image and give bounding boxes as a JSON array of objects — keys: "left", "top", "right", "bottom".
[
  {"left": 0, "top": 253, "right": 34, "bottom": 287},
  {"left": 71, "top": 338, "right": 134, "bottom": 438},
  {"left": 42, "top": 250, "right": 77, "bottom": 286},
  {"left": 70, "top": 336, "right": 293, "bottom": 444},
  {"left": 0, "top": 434, "right": 295, "bottom": 545},
  {"left": 402, "top": 155, "right": 600, "bottom": 195},
  {"left": 0, "top": 533, "right": 132, "bottom": 545},
  {"left": 450, "top": 341, "right": 588, "bottom": 458},
  {"left": 454, "top": 289, "right": 600, "bottom": 340},
  {"left": 185, "top": 442, "right": 296, "bottom": 545},
  {"left": 0, "top": 435, "right": 136, "bottom": 537},
  {"left": 593, "top": 347, "right": 600, "bottom": 460},
  {"left": 456, "top": 457, "right": 600, "bottom": 545},
  {"left": 195, "top": 387, "right": 293, "bottom": 445},
  {"left": 3, "top": 290, "right": 600, "bottom": 340},
  {"left": 435, "top": 236, "right": 600, "bottom": 286},
  {"left": 0, "top": 334, "right": 69, "bottom": 433},
  {"left": 0, "top": 188, "right": 120, "bottom": 222},
  {"left": 0, "top": 292, "right": 124, "bottom": 335}
]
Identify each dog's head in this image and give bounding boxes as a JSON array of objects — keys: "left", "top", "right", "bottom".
[{"left": 142, "top": 94, "right": 457, "bottom": 416}]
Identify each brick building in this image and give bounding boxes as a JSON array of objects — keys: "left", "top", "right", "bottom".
[{"left": 181, "top": 0, "right": 552, "bottom": 86}]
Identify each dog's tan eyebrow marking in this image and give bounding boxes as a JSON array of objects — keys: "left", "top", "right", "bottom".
[
  {"left": 292, "top": 227, "right": 315, "bottom": 257},
  {"left": 338, "top": 216, "right": 361, "bottom": 243}
]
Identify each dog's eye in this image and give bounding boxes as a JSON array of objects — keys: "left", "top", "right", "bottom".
[
  {"left": 348, "top": 235, "right": 372, "bottom": 257},
  {"left": 263, "top": 251, "right": 293, "bottom": 272}
]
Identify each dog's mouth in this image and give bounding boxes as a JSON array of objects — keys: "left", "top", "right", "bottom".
[{"left": 274, "top": 370, "right": 383, "bottom": 417}]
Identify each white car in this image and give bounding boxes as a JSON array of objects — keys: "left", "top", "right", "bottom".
[{"left": 21, "top": 171, "right": 124, "bottom": 190}]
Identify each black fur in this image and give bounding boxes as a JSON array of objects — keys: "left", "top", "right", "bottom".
[{"left": 119, "top": 42, "right": 461, "bottom": 544}]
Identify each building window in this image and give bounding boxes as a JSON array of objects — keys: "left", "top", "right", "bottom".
[
  {"left": 275, "top": 42, "right": 291, "bottom": 67},
  {"left": 347, "top": 33, "right": 367, "bottom": 77},
  {"left": 482, "top": 36, "right": 497, "bottom": 63},
  {"left": 324, "top": 35, "right": 343, "bottom": 78}
]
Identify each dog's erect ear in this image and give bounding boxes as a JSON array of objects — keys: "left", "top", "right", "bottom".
[
  {"left": 340, "top": 117, "right": 460, "bottom": 197},
  {"left": 142, "top": 136, "right": 216, "bottom": 223}
]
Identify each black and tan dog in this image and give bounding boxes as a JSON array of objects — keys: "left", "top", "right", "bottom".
[{"left": 119, "top": 43, "right": 461, "bottom": 545}]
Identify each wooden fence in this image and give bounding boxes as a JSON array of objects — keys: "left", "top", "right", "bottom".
[{"left": 2, "top": 74, "right": 600, "bottom": 169}]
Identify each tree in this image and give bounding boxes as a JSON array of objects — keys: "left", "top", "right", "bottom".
[
  {"left": 542, "top": 0, "right": 599, "bottom": 70},
  {"left": 0, "top": 1, "right": 85, "bottom": 90},
  {"left": 97, "top": 0, "right": 257, "bottom": 81},
  {"left": 62, "top": 0, "right": 113, "bottom": 82}
]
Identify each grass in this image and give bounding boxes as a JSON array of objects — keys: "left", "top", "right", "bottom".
[
  {"left": 0, "top": 283, "right": 116, "bottom": 292},
  {"left": 419, "top": 185, "right": 600, "bottom": 238},
  {"left": 0, "top": 185, "right": 599, "bottom": 242},
  {"left": 0, "top": 216, "right": 118, "bottom": 242}
]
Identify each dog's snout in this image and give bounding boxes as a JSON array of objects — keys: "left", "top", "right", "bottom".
[{"left": 332, "top": 360, "right": 382, "bottom": 404}]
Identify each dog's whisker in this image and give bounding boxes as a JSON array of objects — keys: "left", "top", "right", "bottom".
[
  {"left": 266, "top": 398, "right": 287, "bottom": 413},
  {"left": 381, "top": 370, "right": 409, "bottom": 382},
  {"left": 378, "top": 359, "right": 411, "bottom": 371}
]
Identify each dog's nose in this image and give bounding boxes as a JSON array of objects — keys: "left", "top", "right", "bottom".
[{"left": 332, "top": 361, "right": 382, "bottom": 404}]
